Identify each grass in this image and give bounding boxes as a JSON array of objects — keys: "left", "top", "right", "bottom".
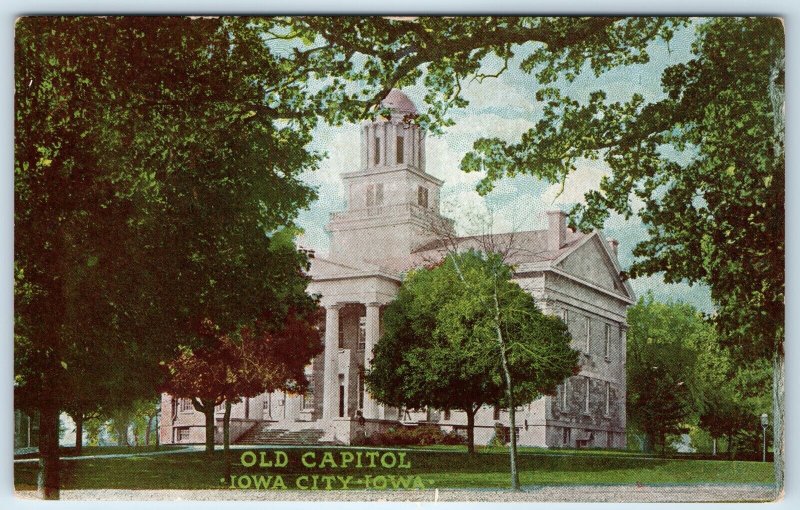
[
  {"left": 14, "top": 445, "right": 183, "bottom": 459},
  {"left": 14, "top": 446, "right": 775, "bottom": 491}
]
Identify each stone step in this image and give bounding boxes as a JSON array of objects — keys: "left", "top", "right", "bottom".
[{"left": 235, "top": 422, "right": 336, "bottom": 446}]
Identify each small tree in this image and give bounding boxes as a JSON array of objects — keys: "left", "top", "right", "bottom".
[
  {"left": 162, "top": 307, "right": 322, "bottom": 457},
  {"left": 626, "top": 294, "right": 708, "bottom": 453},
  {"left": 367, "top": 250, "right": 578, "bottom": 470}
]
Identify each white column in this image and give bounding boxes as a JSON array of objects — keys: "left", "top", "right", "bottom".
[
  {"left": 360, "top": 124, "right": 368, "bottom": 170},
  {"left": 322, "top": 304, "right": 341, "bottom": 420},
  {"left": 382, "top": 122, "right": 388, "bottom": 166},
  {"left": 419, "top": 130, "right": 425, "bottom": 172},
  {"left": 403, "top": 124, "right": 411, "bottom": 167},
  {"left": 367, "top": 123, "right": 375, "bottom": 168},
  {"left": 387, "top": 121, "right": 396, "bottom": 166},
  {"left": 363, "top": 303, "right": 381, "bottom": 419},
  {"left": 406, "top": 124, "right": 417, "bottom": 166}
]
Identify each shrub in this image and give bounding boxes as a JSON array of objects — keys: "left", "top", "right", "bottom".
[{"left": 360, "top": 425, "right": 466, "bottom": 447}]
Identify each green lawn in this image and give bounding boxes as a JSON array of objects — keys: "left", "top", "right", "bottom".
[
  {"left": 14, "top": 445, "right": 183, "bottom": 459},
  {"left": 15, "top": 447, "right": 775, "bottom": 491}
]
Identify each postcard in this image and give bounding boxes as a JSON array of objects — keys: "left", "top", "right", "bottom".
[{"left": 13, "top": 15, "right": 783, "bottom": 503}]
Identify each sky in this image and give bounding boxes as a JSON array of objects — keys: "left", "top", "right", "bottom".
[{"left": 294, "top": 21, "right": 714, "bottom": 313}]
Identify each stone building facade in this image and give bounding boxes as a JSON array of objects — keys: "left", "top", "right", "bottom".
[{"left": 160, "top": 90, "right": 634, "bottom": 448}]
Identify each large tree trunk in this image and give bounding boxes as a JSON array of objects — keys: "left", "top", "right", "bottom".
[
  {"left": 37, "top": 403, "right": 60, "bottom": 500},
  {"left": 223, "top": 401, "right": 232, "bottom": 480},
  {"left": 74, "top": 412, "right": 83, "bottom": 456},
  {"left": 192, "top": 398, "right": 216, "bottom": 454},
  {"left": 203, "top": 405, "right": 215, "bottom": 454},
  {"left": 465, "top": 407, "right": 476, "bottom": 454},
  {"left": 773, "top": 350, "right": 784, "bottom": 491},
  {"left": 145, "top": 415, "right": 154, "bottom": 446}
]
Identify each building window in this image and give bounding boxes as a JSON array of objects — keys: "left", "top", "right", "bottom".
[
  {"left": 493, "top": 406, "right": 501, "bottom": 420},
  {"left": 561, "top": 308, "right": 569, "bottom": 324},
  {"left": 358, "top": 316, "right": 366, "bottom": 352},
  {"left": 338, "top": 374, "right": 346, "bottom": 418},
  {"left": 585, "top": 316, "right": 591, "bottom": 352},
  {"left": 562, "top": 427, "right": 571, "bottom": 445},
  {"left": 367, "top": 183, "right": 384, "bottom": 207},
  {"left": 444, "top": 409, "right": 451, "bottom": 420},
  {"left": 179, "top": 398, "right": 193, "bottom": 412},
  {"left": 177, "top": 427, "right": 190, "bottom": 442},
  {"left": 607, "top": 431, "right": 614, "bottom": 448},
  {"left": 265, "top": 391, "right": 273, "bottom": 418},
  {"left": 374, "top": 137, "right": 380, "bottom": 164},
  {"left": 584, "top": 378, "right": 591, "bottom": 414},
  {"left": 417, "top": 186, "right": 428, "bottom": 208},
  {"left": 605, "top": 382, "right": 611, "bottom": 416},
  {"left": 605, "top": 324, "right": 611, "bottom": 360},
  {"left": 396, "top": 136, "right": 404, "bottom": 164}
]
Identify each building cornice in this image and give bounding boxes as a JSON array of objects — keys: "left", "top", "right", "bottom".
[{"left": 342, "top": 165, "right": 444, "bottom": 187}]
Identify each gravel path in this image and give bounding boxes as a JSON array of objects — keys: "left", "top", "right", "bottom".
[{"left": 15, "top": 484, "right": 779, "bottom": 502}]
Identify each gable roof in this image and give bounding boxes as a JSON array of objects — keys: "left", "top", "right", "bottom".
[
  {"left": 410, "top": 228, "right": 634, "bottom": 303},
  {"left": 411, "top": 228, "right": 588, "bottom": 265},
  {"left": 309, "top": 226, "right": 634, "bottom": 304}
]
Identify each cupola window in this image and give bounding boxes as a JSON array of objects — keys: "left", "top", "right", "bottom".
[{"left": 396, "top": 136, "right": 404, "bottom": 164}]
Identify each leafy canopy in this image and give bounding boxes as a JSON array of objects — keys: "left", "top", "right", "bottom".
[
  {"left": 366, "top": 250, "right": 578, "bottom": 414},
  {"left": 283, "top": 16, "right": 784, "bottom": 361}
]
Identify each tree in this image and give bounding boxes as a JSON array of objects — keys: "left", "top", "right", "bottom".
[
  {"left": 287, "top": 15, "right": 783, "bottom": 485},
  {"left": 162, "top": 306, "right": 322, "bottom": 455},
  {"left": 366, "top": 250, "right": 578, "bottom": 469},
  {"left": 14, "top": 17, "right": 359, "bottom": 499},
  {"left": 698, "top": 358, "right": 772, "bottom": 458},
  {"left": 626, "top": 294, "right": 711, "bottom": 453}
]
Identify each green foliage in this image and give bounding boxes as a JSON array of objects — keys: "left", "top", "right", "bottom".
[
  {"left": 628, "top": 293, "right": 773, "bottom": 456},
  {"left": 626, "top": 294, "right": 711, "bottom": 451},
  {"left": 698, "top": 357, "right": 772, "bottom": 456},
  {"left": 456, "top": 18, "right": 783, "bottom": 361},
  {"left": 366, "top": 250, "right": 578, "bottom": 450},
  {"left": 351, "top": 425, "right": 466, "bottom": 447},
  {"left": 280, "top": 17, "right": 683, "bottom": 134},
  {"left": 13, "top": 16, "right": 341, "bottom": 425},
  {"left": 14, "top": 16, "right": 360, "bottom": 495},
  {"left": 286, "top": 16, "right": 783, "bottom": 362}
]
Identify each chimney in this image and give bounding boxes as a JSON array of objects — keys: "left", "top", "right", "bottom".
[
  {"left": 608, "top": 238, "right": 619, "bottom": 257},
  {"left": 546, "top": 210, "right": 567, "bottom": 252}
]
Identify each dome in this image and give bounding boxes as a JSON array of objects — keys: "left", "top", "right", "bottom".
[{"left": 380, "top": 89, "right": 417, "bottom": 115}]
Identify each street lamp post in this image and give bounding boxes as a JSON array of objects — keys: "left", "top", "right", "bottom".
[{"left": 760, "top": 413, "right": 769, "bottom": 462}]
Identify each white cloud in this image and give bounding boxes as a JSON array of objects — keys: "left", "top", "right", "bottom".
[
  {"left": 540, "top": 158, "right": 610, "bottom": 207},
  {"left": 460, "top": 78, "right": 539, "bottom": 115}
]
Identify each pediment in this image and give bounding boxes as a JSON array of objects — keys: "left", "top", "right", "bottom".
[
  {"left": 308, "top": 255, "right": 399, "bottom": 281},
  {"left": 555, "top": 234, "right": 634, "bottom": 301}
]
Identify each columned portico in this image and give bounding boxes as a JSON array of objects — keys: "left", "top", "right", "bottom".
[
  {"left": 322, "top": 304, "right": 341, "bottom": 420},
  {"left": 362, "top": 302, "right": 381, "bottom": 419}
]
